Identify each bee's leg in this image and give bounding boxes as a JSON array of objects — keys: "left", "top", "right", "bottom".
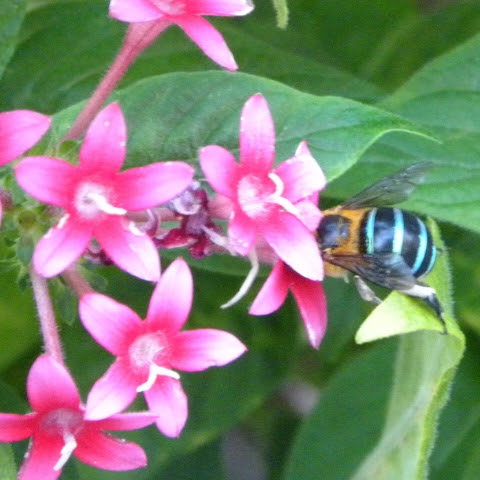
[
  {"left": 353, "top": 275, "right": 382, "bottom": 305},
  {"left": 401, "top": 282, "right": 447, "bottom": 335}
]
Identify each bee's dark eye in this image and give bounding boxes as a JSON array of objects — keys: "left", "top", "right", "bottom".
[{"left": 318, "top": 215, "right": 350, "bottom": 249}]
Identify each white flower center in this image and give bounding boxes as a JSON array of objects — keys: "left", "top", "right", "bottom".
[
  {"left": 237, "top": 173, "right": 299, "bottom": 219},
  {"left": 151, "top": 0, "right": 186, "bottom": 15},
  {"left": 128, "top": 332, "right": 180, "bottom": 392},
  {"left": 74, "top": 182, "right": 126, "bottom": 220},
  {"left": 39, "top": 408, "right": 83, "bottom": 471}
]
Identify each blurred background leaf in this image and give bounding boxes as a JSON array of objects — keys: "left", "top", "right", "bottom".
[{"left": 0, "top": 0, "right": 26, "bottom": 79}]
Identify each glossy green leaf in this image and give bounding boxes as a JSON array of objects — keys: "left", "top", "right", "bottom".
[
  {"left": 49, "top": 71, "right": 425, "bottom": 181},
  {"left": 324, "top": 32, "right": 480, "bottom": 234},
  {"left": 380, "top": 31, "right": 480, "bottom": 233}
]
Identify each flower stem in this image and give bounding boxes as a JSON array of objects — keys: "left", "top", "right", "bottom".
[
  {"left": 62, "top": 267, "right": 94, "bottom": 298},
  {"left": 30, "top": 269, "right": 63, "bottom": 364},
  {"left": 63, "top": 20, "right": 169, "bottom": 141}
]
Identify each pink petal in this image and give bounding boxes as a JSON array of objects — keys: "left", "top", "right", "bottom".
[
  {"left": 109, "top": 0, "right": 164, "bottom": 22},
  {"left": 116, "top": 161, "right": 194, "bottom": 210},
  {"left": 174, "top": 15, "right": 237, "bottom": 70},
  {"left": 239, "top": 94, "right": 275, "bottom": 174},
  {"left": 79, "top": 293, "right": 143, "bottom": 355},
  {"left": 249, "top": 261, "right": 289, "bottom": 315},
  {"left": 186, "top": 0, "right": 254, "bottom": 16},
  {"left": 199, "top": 145, "right": 239, "bottom": 198},
  {"left": 0, "top": 413, "right": 35, "bottom": 441},
  {"left": 15, "top": 157, "right": 78, "bottom": 206},
  {"left": 274, "top": 141, "right": 326, "bottom": 203},
  {"left": 260, "top": 210, "right": 324, "bottom": 281},
  {"left": 0, "top": 110, "right": 51, "bottom": 166},
  {"left": 33, "top": 217, "right": 92, "bottom": 278},
  {"left": 144, "top": 377, "right": 188, "bottom": 438},
  {"left": 170, "top": 329, "right": 246, "bottom": 371},
  {"left": 146, "top": 257, "right": 192, "bottom": 332},
  {"left": 295, "top": 199, "right": 323, "bottom": 232},
  {"left": 18, "top": 434, "right": 64, "bottom": 480},
  {"left": 96, "top": 216, "right": 160, "bottom": 281},
  {"left": 291, "top": 277, "right": 328, "bottom": 349},
  {"left": 79, "top": 103, "right": 126, "bottom": 174},
  {"left": 97, "top": 412, "right": 157, "bottom": 431},
  {"left": 27, "top": 355, "right": 80, "bottom": 413},
  {"left": 228, "top": 209, "right": 257, "bottom": 255},
  {"left": 85, "top": 359, "right": 138, "bottom": 420},
  {"left": 75, "top": 429, "right": 148, "bottom": 471}
]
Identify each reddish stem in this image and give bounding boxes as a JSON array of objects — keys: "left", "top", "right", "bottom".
[
  {"left": 30, "top": 269, "right": 63, "bottom": 364},
  {"left": 62, "top": 267, "right": 95, "bottom": 298},
  {"left": 63, "top": 20, "right": 169, "bottom": 141}
]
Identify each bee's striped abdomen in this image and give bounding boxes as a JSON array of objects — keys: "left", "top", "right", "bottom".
[{"left": 360, "top": 207, "right": 436, "bottom": 278}]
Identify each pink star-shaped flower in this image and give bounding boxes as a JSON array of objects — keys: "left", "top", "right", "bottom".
[
  {"left": 250, "top": 260, "right": 328, "bottom": 349},
  {"left": 0, "top": 354, "right": 156, "bottom": 480},
  {"left": 79, "top": 257, "right": 247, "bottom": 438},
  {"left": 0, "top": 110, "right": 51, "bottom": 167},
  {"left": 200, "top": 94, "right": 326, "bottom": 281},
  {"left": 0, "top": 110, "right": 51, "bottom": 223},
  {"left": 15, "top": 102, "right": 194, "bottom": 281},
  {"left": 109, "top": 0, "right": 254, "bottom": 71}
]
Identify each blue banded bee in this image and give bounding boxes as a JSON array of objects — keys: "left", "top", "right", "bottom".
[{"left": 317, "top": 162, "right": 446, "bottom": 333}]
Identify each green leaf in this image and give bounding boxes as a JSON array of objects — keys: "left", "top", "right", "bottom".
[
  {"left": 0, "top": 444, "right": 16, "bottom": 480},
  {"left": 272, "top": 0, "right": 480, "bottom": 91},
  {"left": 0, "top": 0, "right": 381, "bottom": 115},
  {"left": 350, "top": 222, "right": 464, "bottom": 480},
  {"left": 49, "top": 71, "right": 425, "bottom": 182},
  {"left": 0, "top": 267, "right": 38, "bottom": 372},
  {"left": 0, "top": 0, "right": 26, "bottom": 80},
  {"left": 284, "top": 340, "right": 397, "bottom": 480},
  {"left": 429, "top": 339, "right": 480, "bottom": 480},
  {"left": 374, "top": 31, "right": 480, "bottom": 234},
  {"left": 350, "top": 331, "right": 463, "bottom": 480}
]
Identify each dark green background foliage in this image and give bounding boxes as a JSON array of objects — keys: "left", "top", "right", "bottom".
[{"left": 0, "top": 0, "right": 479, "bottom": 479}]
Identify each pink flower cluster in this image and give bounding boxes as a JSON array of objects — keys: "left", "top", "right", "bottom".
[{"left": 0, "top": 0, "right": 331, "bottom": 478}]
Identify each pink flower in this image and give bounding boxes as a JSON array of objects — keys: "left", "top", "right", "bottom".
[
  {"left": 79, "top": 257, "right": 247, "bottom": 438},
  {"left": 0, "top": 110, "right": 51, "bottom": 223},
  {"left": 249, "top": 261, "right": 327, "bottom": 349},
  {"left": 199, "top": 94, "right": 326, "bottom": 281},
  {"left": 15, "top": 102, "right": 194, "bottom": 281},
  {"left": 0, "top": 110, "right": 51, "bottom": 167},
  {"left": 0, "top": 354, "right": 156, "bottom": 480},
  {"left": 109, "top": 0, "right": 254, "bottom": 71}
]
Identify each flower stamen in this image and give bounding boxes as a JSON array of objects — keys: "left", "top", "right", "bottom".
[
  {"left": 267, "top": 173, "right": 300, "bottom": 216},
  {"left": 86, "top": 192, "right": 126, "bottom": 216},
  {"left": 136, "top": 364, "right": 180, "bottom": 392},
  {"left": 221, "top": 249, "right": 259, "bottom": 309},
  {"left": 54, "top": 431, "right": 77, "bottom": 471}
]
